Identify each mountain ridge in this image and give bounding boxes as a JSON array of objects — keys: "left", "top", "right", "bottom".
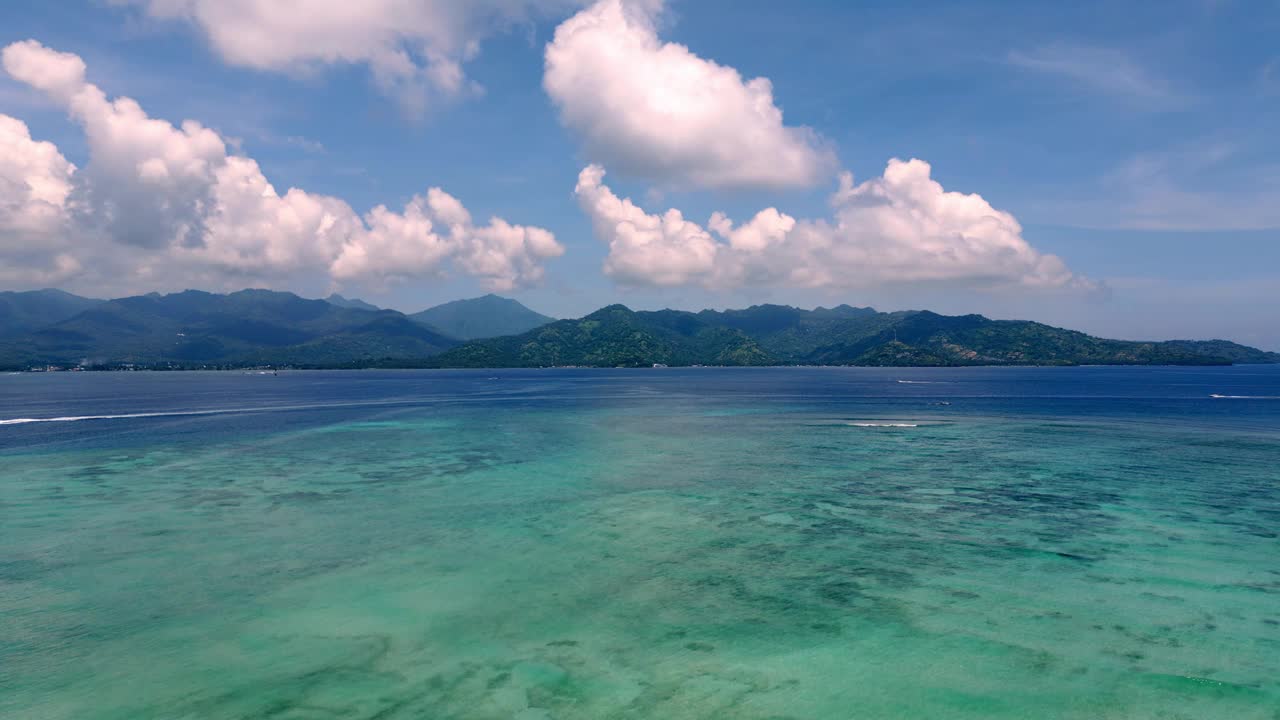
[
  {"left": 0, "top": 290, "right": 1275, "bottom": 369},
  {"left": 324, "top": 293, "right": 381, "bottom": 312},
  {"left": 0, "top": 289, "right": 458, "bottom": 368},
  {"left": 0, "top": 289, "right": 103, "bottom": 338},
  {"left": 427, "top": 303, "right": 1279, "bottom": 368}
]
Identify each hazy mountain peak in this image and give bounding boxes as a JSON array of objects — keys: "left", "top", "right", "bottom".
[
  {"left": 410, "top": 295, "right": 554, "bottom": 341},
  {"left": 324, "top": 293, "right": 381, "bottom": 312},
  {"left": 0, "top": 288, "right": 103, "bottom": 338}
]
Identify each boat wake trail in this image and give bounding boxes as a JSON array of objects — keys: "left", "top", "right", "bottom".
[
  {"left": 0, "top": 398, "right": 440, "bottom": 426},
  {"left": 0, "top": 409, "right": 240, "bottom": 425},
  {"left": 848, "top": 422, "right": 920, "bottom": 428},
  {"left": 1209, "top": 394, "right": 1280, "bottom": 400}
]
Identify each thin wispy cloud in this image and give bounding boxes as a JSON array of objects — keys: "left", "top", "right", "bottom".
[
  {"left": 1027, "top": 139, "right": 1280, "bottom": 231},
  {"left": 1103, "top": 141, "right": 1239, "bottom": 187},
  {"left": 1260, "top": 58, "right": 1280, "bottom": 95},
  {"left": 282, "top": 135, "right": 325, "bottom": 154},
  {"left": 1105, "top": 139, "right": 1280, "bottom": 230},
  {"left": 1007, "top": 43, "right": 1185, "bottom": 108}
]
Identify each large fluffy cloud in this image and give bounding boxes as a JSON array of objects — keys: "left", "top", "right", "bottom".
[
  {"left": 576, "top": 161, "right": 1092, "bottom": 291},
  {"left": 114, "top": 0, "right": 583, "bottom": 114},
  {"left": 0, "top": 114, "right": 75, "bottom": 237},
  {"left": 0, "top": 114, "right": 81, "bottom": 285},
  {"left": 330, "top": 188, "right": 563, "bottom": 289},
  {"left": 0, "top": 39, "right": 562, "bottom": 294},
  {"left": 545, "top": 0, "right": 834, "bottom": 190}
]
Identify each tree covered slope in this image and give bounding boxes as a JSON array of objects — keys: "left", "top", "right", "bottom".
[{"left": 429, "top": 304, "right": 1278, "bottom": 368}]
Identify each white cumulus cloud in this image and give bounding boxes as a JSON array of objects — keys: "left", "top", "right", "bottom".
[
  {"left": 545, "top": 0, "right": 834, "bottom": 190},
  {"left": 0, "top": 39, "right": 562, "bottom": 294},
  {"left": 575, "top": 164, "right": 718, "bottom": 285},
  {"left": 331, "top": 188, "right": 564, "bottom": 291},
  {"left": 114, "top": 0, "right": 583, "bottom": 115},
  {"left": 576, "top": 160, "right": 1092, "bottom": 292},
  {"left": 0, "top": 114, "right": 82, "bottom": 286},
  {"left": 0, "top": 114, "right": 75, "bottom": 237}
]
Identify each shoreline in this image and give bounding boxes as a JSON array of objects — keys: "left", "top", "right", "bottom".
[{"left": 9, "top": 360, "right": 1275, "bottom": 373}]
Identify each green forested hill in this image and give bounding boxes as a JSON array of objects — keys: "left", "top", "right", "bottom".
[
  {"left": 429, "top": 304, "right": 1279, "bottom": 368},
  {"left": 427, "top": 305, "right": 771, "bottom": 368}
]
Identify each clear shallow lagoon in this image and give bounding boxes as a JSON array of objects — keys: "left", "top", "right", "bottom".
[{"left": 2, "top": 366, "right": 1278, "bottom": 719}]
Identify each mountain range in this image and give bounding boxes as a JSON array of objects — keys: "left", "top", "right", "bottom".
[
  {"left": 0, "top": 289, "right": 1274, "bottom": 369},
  {"left": 0, "top": 290, "right": 459, "bottom": 368},
  {"left": 428, "top": 303, "right": 1279, "bottom": 368}
]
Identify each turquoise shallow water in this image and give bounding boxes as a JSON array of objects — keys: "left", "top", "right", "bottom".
[{"left": 1, "top": 367, "right": 1279, "bottom": 719}]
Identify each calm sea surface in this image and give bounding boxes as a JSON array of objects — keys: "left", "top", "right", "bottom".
[{"left": 2, "top": 367, "right": 1278, "bottom": 719}]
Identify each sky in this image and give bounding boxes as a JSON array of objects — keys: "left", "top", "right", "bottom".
[{"left": 1, "top": 0, "right": 1277, "bottom": 349}]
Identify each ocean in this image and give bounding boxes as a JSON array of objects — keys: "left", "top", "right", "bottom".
[{"left": 2, "top": 366, "right": 1278, "bottom": 719}]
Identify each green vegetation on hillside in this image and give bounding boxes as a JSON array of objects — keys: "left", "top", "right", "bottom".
[
  {"left": 427, "top": 305, "right": 771, "bottom": 368},
  {"left": 430, "top": 304, "right": 1278, "bottom": 368}
]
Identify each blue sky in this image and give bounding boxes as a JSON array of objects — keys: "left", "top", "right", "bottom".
[{"left": 1, "top": 0, "right": 1277, "bottom": 349}]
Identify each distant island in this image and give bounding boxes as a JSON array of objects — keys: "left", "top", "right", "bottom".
[{"left": 1, "top": 288, "right": 1276, "bottom": 371}]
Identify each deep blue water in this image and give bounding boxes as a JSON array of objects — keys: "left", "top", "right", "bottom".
[{"left": 3, "top": 365, "right": 1279, "bottom": 449}]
